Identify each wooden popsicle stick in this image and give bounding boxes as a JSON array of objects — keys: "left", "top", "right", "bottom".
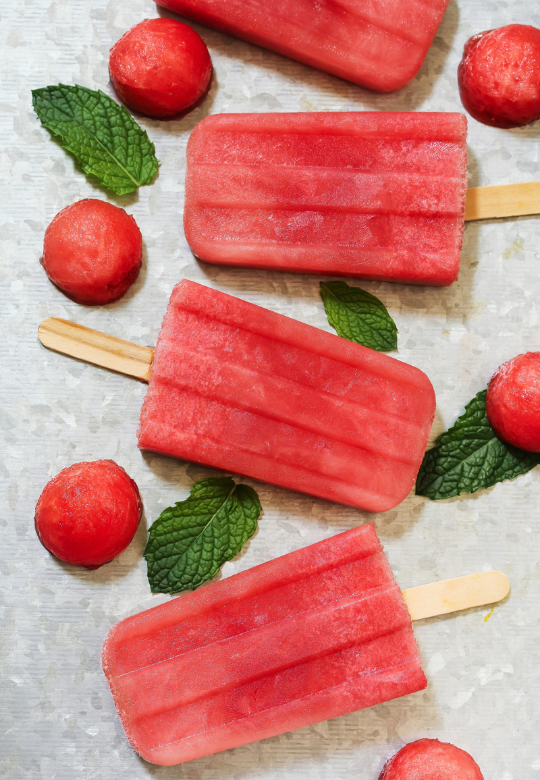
[
  {"left": 465, "top": 181, "right": 540, "bottom": 222},
  {"left": 403, "top": 571, "right": 509, "bottom": 622},
  {"left": 38, "top": 318, "right": 154, "bottom": 382}
]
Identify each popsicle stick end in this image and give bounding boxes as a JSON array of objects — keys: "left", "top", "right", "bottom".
[
  {"left": 403, "top": 570, "right": 510, "bottom": 622},
  {"left": 38, "top": 317, "right": 153, "bottom": 382}
]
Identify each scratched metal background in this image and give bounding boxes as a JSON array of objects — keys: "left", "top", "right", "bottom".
[{"left": 1, "top": 0, "right": 540, "bottom": 777}]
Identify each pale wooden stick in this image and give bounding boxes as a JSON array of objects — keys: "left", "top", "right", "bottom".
[
  {"left": 38, "top": 318, "right": 154, "bottom": 382},
  {"left": 403, "top": 571, "right": 509, "bottom": 621},
  {"left": 465, "top": 181, "right": 540, "bottom": 222}
]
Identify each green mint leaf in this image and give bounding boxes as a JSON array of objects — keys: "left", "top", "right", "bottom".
[
  {"left": 416, "top": 389, "right": 540, "bottom": 500},
  {"left": 144, "top": 477, "right": 262, "bottom": 594},
  {"left": 320, "top": 280, "right": 397, "bottom": 352},
  {"left": 32, "top": 84, "right": 158, "bottom": 195}
]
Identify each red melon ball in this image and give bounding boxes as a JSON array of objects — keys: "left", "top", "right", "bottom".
[
  {"left": 486, "top": 352, "right": 540, "bottom": 451},
  {"left": 35, "top": 460, "right": 143, "bottom": 569},
  {"left": 379, "top": 739, "right": 484, "bottom": 780},
  {"left": 458, "top": 24, "right": 540, "bottom": 128},
  {"left": 109, "top": 18, "right": 212, "bottom": 118},
  {"left": 41, "top": 199, "right": 143, "bottom": 305}
]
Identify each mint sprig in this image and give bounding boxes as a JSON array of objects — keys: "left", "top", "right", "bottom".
[
  {"left": 320, "top": 281, "right": 397, "bottom": 352},
  {"left": 32, "top": 84, "right": 158, "bottom": 195},
  {"left": 144, "top": 477, "right": 262, "bottom": 594},
  {"left": 416, "top": 389, "right": 540, "bottom": 500}
]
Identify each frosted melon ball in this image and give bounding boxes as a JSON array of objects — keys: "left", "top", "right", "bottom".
[
  {"left": 41, "top": 199, "right": 143, "bottom": 305},
  {"left": 109, "top": 18, "right": 212, "bottom": 118},
  {"left": 486, "top": 352, "right": 540, "bottom": 451},
  {"left": 458, "top": 24, "right": 540, "bottom": 128},
  {"left": 379, "top": 738, "right": 484, "bottom": 780},
  {"left": 35, "top": 460, "right": 142, "bottom": 569}
]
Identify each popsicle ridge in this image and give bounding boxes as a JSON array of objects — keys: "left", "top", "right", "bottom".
[
  {"left": 189, "top": 209, "right": 463, "bottom": 254},
  {"left": 191, "top": 166, "right": 465, "bottom": 217},
  {"left": 103, "top": 525, "right": 426, "bottom": 765},
  {"left": 188, "top": 117, "right": 467, "bottom": 165},
  {"left": 189, "top": 243, "right": 462, "bottom": 285},
  {"left": 139, "top": 409, "right": 414, "bottom": 510},
  {"left": 105, "top": 525, "right": 382, "bottom": 665},
  {"left": 137, "top": 281, "right": 435, "bottom": 511},
  {"left": 161, "top": 279, "right": 431, "bottom": 390},
  {"left": 135, "top": 649, "right": 423, "bottom": 762},
  {"left": 154, "top": 344, "right": 425, "bottom": 464},
  {"left": 155, "top": 323, "right": 430, "bottom": 419},
  {"left": 316, "top": 0, "right": 440, "bottom": 46},
  {"left": 117, "top": 583, "right": 409, "bottom": 719},
  {"left": 228, "top": 0, "right": 440, "bottom": 49},
  {"left": 142, "top": 655, "right": 423, "bottom": 748},
  {"left": 114, "top": 579, "right": 403, "bottom": 683}
]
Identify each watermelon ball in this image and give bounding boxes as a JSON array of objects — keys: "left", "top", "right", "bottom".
[
  {"left": 41, "top": 199, "right": 143, "bottom": 305},
  {"left": 35, "top": 460, "right": 143, "bottom": 570},
  {"left": 379, "top": 739, "right": 484, "bottom": 780},
  {"left": 458, "top": 24, "right": 540, "bottom": 128},
  {"left": 486, "top": 352, "right": 540, "bottom": 451},
  {"left": 109, "top": 18, "right": 212, "bottom": 118}
]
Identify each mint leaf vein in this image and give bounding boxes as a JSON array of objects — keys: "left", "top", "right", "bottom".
[
  {"left": 32, "top": 84, "right": 158, "bottom": 196},
  {"left": 416, "top": 390, "right": 540, "bottom": 500},
  {"left": 320, "top": 280, "right": 397, "bottom": 352},
  {"left": 144, "top": 477, "right": 262, "bottom": 594}
]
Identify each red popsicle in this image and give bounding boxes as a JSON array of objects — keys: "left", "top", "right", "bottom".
[
  {"left": 102, "top": 524, "right": 510, "bottom": 766},
  {"left": 184, "top": 113, "right": 468, "bottom": 286},
  {"left": 154, "top": 0, "right": 450, "bottom": 92},
  {"left": 102, "top": 524, "right": 427, "bottom": 765},
  {"left": 137, "top": 280, "right": 435, "bottom": 511},
  {"left": 38, "top": 280, "right": 435, "bottom": 512}
]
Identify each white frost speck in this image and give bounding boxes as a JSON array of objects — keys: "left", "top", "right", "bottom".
[
  {"left": 426, "top": 652, "right": 445, "bottom": 676},
  {"left": 448, "top": 688, "right": 475, "bottom": 709}
]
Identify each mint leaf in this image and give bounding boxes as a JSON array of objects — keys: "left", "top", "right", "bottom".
[
  {"left": 144, "top": 477, "right": 262, "bottom": 594},
  {"left": 32, "top": 84, "right": 158, "bottom": 195},
  {"left": 320, "top": 281, "right": 397, "bottom": 352},
  {"left": 416, "top": 389, "right": 540, "bottom": 500}
]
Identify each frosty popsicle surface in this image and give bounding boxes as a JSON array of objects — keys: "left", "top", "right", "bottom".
[
  {"left": 137, "top": 280, "right": 435, "bottom": 512},
  {"left": 184, "top": 112, "right": 468, "bottom": 286},
  {"left": 154, "top": 0, "right": 450, "bottom": 92},
  {"left": 102, "top": 523, "right": 427, "bottom": 766}
]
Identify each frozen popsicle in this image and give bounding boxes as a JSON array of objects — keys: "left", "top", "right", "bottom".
[
  {"left": 184, "top": 112, "right": 468, "bottom": 286},
  {"left": 102, "top": 523, "right": 510, "bottom": 766},
  {"left": 154, "top": 0, "right": 450, "bottom": 92},
  {"left": 39, "top": 280, "right": 435, "bottom": 512}
]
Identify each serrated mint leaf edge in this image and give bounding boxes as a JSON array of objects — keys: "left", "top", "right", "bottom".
[
  {"left": 31, "top": 84, "right": 158, "bottom": 194},
  {"left": 32, "top": 86, "right": 141, "bottom": 191},
  {"left": 416, "top": 389, "right": 540, "bottom": 500},
  {"left": 143, "top": 477, "right": 262, "bottom": 594},
  {"left": 320, "top": 280, "right": 398, "bottom": 352}
]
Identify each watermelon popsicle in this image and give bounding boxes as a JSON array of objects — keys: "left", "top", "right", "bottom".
[
  {"left": 102, "top": 523, "right": 510, "bottom": 766},
  {"left": 138, "top": 280, "right": 435, "bottom": 511},
  {"left": 154, "top": 0, "right": 450, "bottom": 92},
  {"left": 184, "top": 112, "right": 469, "bottom": 286},
  {"left": 38, "top": 279, "right": 436, "bottom": 512}
]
